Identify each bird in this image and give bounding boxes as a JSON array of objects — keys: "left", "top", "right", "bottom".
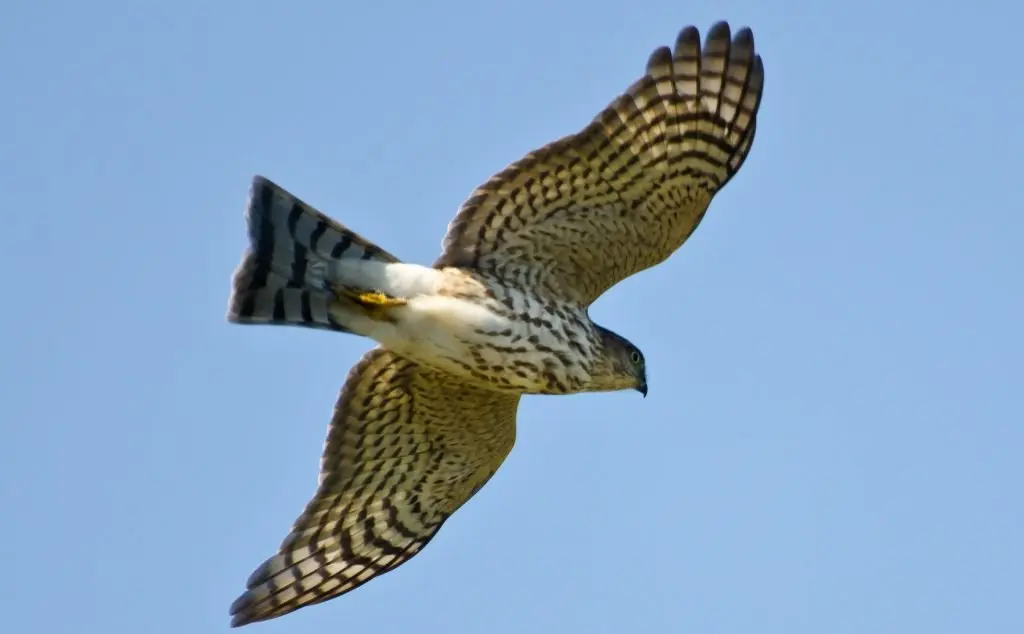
[{"left": 226, "top": 20, "right": 764, "bottom": 627}]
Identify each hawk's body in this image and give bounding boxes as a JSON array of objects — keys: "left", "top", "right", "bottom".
[
  {"left": 227, "top": 22, "right": 764, "bottom": 627},
  {"left": 325, "top": 261, "right": 604, "bottom": 394}
]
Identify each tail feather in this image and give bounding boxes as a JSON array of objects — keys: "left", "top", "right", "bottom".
[{"left": 228, "top": 176, "right": 400, "bottom": 333}]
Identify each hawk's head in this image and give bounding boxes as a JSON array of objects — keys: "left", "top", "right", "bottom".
[{"left": 593, "top": 325, "right": 648, "bottom": 397}]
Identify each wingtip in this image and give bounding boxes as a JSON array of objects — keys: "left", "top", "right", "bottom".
[
  {"left": 229, "top": 615, "right": 255, "bottom": 628},
  {"left": 674, "top": 24, "right": 700, "bottom": 52},
  {"left": 673, "top": 22, "right": 758, "bottom": 64},
  {"left": 733, "top": 25, "right": 755, "bottom": 46},
  {"left": 645, "top": 45, "right": 673, "bottom": 73},
  {"left": 228, "top": 590, "right": 261, "bottom": 628},
  {"left": 706, "top": 20, "right": 733, "bottom": 42}
]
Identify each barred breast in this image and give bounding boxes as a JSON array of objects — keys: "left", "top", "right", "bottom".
[{"left": 375, "top": 268, "right": 601, "bottom": 394}]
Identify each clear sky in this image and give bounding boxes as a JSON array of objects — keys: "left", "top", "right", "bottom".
[{"left": 2, "top": 1, "right": 1021, "bottom": 632}]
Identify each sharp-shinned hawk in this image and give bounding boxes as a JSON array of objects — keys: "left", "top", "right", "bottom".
[{"left": 226, "top": 21, "right": 764, "bottom": 626}]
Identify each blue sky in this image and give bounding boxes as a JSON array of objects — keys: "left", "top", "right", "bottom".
[{"left": 2, "top": 1, "right": 1021, "bottom": 632}]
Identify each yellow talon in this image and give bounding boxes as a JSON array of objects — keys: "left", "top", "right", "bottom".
[
  {"left": 334, "top": 287, "right": 407, "bottom": 321},
  {"left": 355, "top": 291, "right": 405, "bottom": 307}
]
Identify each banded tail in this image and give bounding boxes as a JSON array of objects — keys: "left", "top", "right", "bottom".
[{"left": 227, "top": 176, "right": 400, "bottom": 333}]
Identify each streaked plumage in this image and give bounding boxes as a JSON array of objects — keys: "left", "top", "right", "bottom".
[
  {"left": 227, "top": 21, "right": 764, "bottom": 626},
  {"left": 228, "top": 349, "right": 518, "bottom": 624}
]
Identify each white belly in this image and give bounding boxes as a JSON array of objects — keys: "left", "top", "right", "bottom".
[{"left": 370, "top": 287, "right": 596, "bottom": 393}]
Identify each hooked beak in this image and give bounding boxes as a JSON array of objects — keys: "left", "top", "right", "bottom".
[{"left": 636, "top": 379, "right": 648, "bottom": 398}]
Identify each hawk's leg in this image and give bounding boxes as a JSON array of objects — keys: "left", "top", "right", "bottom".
[{"left": 333, "top": 286, "right": 408, "bottom": 322}]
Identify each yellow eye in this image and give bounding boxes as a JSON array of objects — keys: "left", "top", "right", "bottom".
[{"left": 630, "top": 350, "right": 642, "bottom": 364}]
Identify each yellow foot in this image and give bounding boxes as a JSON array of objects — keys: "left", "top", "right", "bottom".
[
  {"left": 334, "top": 287, "right": 407, "bottom": 321},
  {"left": 356, "top": 290, "right": 406, "bottom": 307}
]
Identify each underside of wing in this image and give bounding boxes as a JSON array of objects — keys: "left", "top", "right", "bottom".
[
  {"left": 436, "top": 22, "right": 764, "bottom": 305},
  {"left": 229, "top": 349, "right": 519, "bottom": 627}
]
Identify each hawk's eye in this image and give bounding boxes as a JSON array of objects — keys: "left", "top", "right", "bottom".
[{"left": 629, "top": 350, "right": 642, "bottom": 365}]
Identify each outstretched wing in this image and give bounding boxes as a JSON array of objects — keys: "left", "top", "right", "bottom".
[
  {"left": 436, "top": 22, "right": 764, "bottom": 305},
  {"left": 229, "top": 349, "right": 519, "bottom": 627}
]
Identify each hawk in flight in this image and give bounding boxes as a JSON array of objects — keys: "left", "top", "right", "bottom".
[{"left": 227, "top": 21, "right": 764, "bottom": 626}]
